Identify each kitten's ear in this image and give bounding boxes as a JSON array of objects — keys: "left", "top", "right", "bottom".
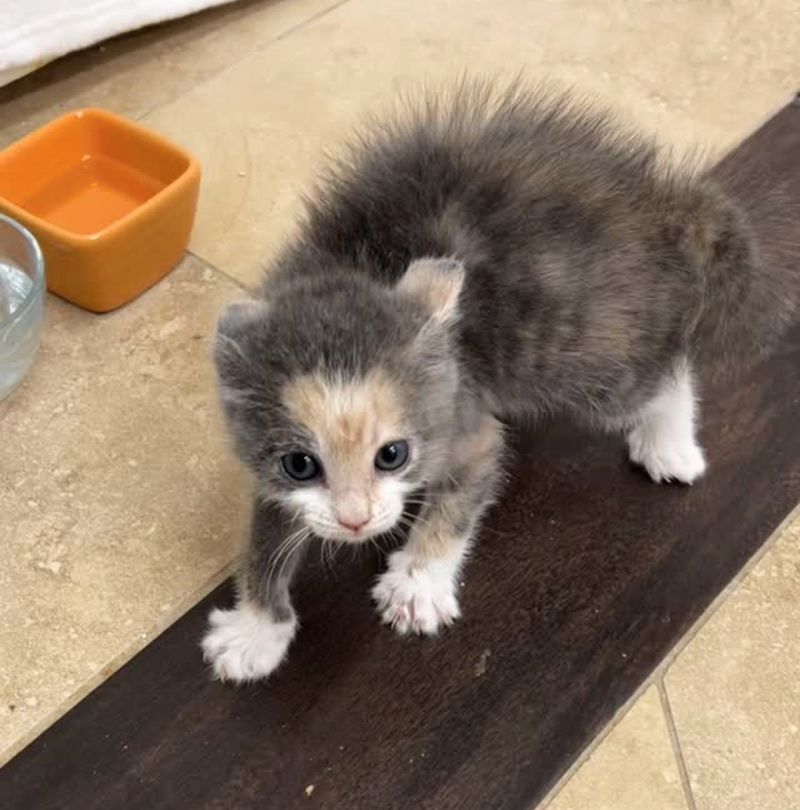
[
  {"left": 397, "top": 257, "right": 465, "bottom": 323},
  {"left": 214, "top": 299, "right": 268, "bottom": 384},
  {"left": 217, "top": 300, "right": 268, "bottom": 339}
]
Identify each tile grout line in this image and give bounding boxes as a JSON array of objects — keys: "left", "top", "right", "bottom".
[
  {"left": 134, "top": 0, "right": 352, "bottom": 125},
  {"left": 186, "top": 248, "right": 256, "bottom": 294},
  {"left": 274, "top": 0, "right": 351, "bottom": 42},
  {"left": 537, "top": 498, "right": 800, "bottom": 809},
  {"left": 658, "top": 678, "right": 698, "bottom": 810}
]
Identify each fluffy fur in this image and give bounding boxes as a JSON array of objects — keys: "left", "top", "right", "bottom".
[{"left": 202, "top": 81, "right": 798, "bottom": 683}]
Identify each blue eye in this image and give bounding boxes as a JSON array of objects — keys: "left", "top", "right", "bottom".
[
  {"left": 281, "top": 452, "right": 322, "bottom": 481},
  {"left": 375, "top": 441, "right": 409, "bottom": 472}
]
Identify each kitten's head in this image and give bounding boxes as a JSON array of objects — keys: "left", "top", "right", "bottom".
[{"left": 214, "top": 257, "right": 464, "bottom": 543}]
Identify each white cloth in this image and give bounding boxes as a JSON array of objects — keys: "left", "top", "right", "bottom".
[{"left": 0, "top": 0, "right": 239, "bottom": 72}]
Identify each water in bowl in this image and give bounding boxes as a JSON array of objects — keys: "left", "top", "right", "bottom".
[{"left": 0, "top": 259, "right": 41, "bottom": 399}]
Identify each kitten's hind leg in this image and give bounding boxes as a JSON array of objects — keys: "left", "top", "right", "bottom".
[
  {"left": 201, "top": 500, "right": 308, "bottom": 683},
  {"left": 372, "top": 414, "right": 504, "bottom": 636},
  {"left": 626, "top": 360, "right": 707, "bottom": 484}
]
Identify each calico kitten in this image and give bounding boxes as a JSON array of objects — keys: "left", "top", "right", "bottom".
[{"left": 201, "top": 82, "right": 798, "bottom": 682}]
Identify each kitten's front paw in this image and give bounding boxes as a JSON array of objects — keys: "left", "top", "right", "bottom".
[
  {"left": 372, "top": 550, "right": 461, "bottom": 636},
  {"left": 201, "top": 602, "right": 296, "bottom": 683},
  {"left": 627, "top": 427, "right": 707, "bottom": 484}
]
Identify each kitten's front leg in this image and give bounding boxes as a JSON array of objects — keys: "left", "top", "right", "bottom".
[
  {"left": 202, "top": 499, "right": 307, "bottom": 683},
  {"left": 372, "top": 415, "right": 504, "bottom": 636},
  {"left": 626, "top": 360, "right": 707, "bottom": 484}
]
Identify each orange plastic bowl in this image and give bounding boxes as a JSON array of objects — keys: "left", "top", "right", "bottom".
[{"left": 0, "top": 109, "right": 200, "bottom": 312}]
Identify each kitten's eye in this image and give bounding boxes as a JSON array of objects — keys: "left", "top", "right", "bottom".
[
  {"left": 281, "top": 452, "right": 322, "bottom": 482},
  {"left": 375, "top": 441, "right": 409, "bottom": 472}
]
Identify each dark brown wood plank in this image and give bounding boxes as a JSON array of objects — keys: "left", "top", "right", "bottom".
[{"left": 2, "top": 98, "right": 799, "bottom": 810}]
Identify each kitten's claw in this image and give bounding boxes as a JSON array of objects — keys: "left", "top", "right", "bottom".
[
  {"left": 627, "top": 427, "right": 707, "bottom": 484},
  {"left": 372, "top": 549, "right": 461, "bottom": 636},
  {"left": 201, "top": 603, "right": 296, "bottom": 683}
]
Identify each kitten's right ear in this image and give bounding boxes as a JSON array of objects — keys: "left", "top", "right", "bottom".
[
  {"left": 217, "top": 300, "right": 269, "bottom": 339},
  {"left": 214, "top": 300, "right": 268, "bottom": 384}
]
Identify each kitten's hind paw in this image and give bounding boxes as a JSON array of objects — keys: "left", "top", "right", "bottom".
[
  {"left": 201, "top": 602, "right": 296, "bottom": 683},
  {"left": 627, "top": 427, "right": 707, "bottom": 484},
  {"left": 372, "top": 549, "right": 461, "bottom": 636}
]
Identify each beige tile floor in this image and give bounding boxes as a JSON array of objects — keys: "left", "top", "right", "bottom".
[
  {"left": 546, "top": 686, "right": 688, "bottom": 810},
  {"left": 1, "top": 0, "right": 798, "bottom": 805}
]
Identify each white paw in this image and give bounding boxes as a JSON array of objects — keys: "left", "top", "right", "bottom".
[
  {"left": 627, "top": 427, "right": 707, "bottom": 484},
  {"left": 201, "top": 602, "right": 296, "bottom": 683},
  {"left": 371, "top": 549, "right": 461, "bottom": 636}
]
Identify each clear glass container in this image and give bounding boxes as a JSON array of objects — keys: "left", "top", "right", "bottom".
[{"left": 0, "top": 213, "right": 45, "bottom": 400}]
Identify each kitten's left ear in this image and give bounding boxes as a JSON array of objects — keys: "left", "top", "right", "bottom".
[{"left": 396, "top": 257, "right": 465, "bottom": 323}]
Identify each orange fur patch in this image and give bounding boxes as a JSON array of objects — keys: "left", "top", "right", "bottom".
[{"left": 281, "top": 372, "right": 406, "bottom": 469}]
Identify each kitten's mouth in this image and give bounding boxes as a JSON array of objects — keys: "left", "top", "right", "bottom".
[{"left": 336, "top": 524, "right": 380, "bottom": 542}]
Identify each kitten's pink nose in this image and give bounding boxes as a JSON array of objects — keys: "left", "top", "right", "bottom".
[
  {"left": 337, "top": 516, "right": 369, "bottom": 533},
  {"left": 335, "top": 496, "right": 371, "bottom": 534}
]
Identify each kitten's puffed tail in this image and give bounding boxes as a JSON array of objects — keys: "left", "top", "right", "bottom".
[{"left": 680, "top": 162, "right": 800, "bottom": 378}]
